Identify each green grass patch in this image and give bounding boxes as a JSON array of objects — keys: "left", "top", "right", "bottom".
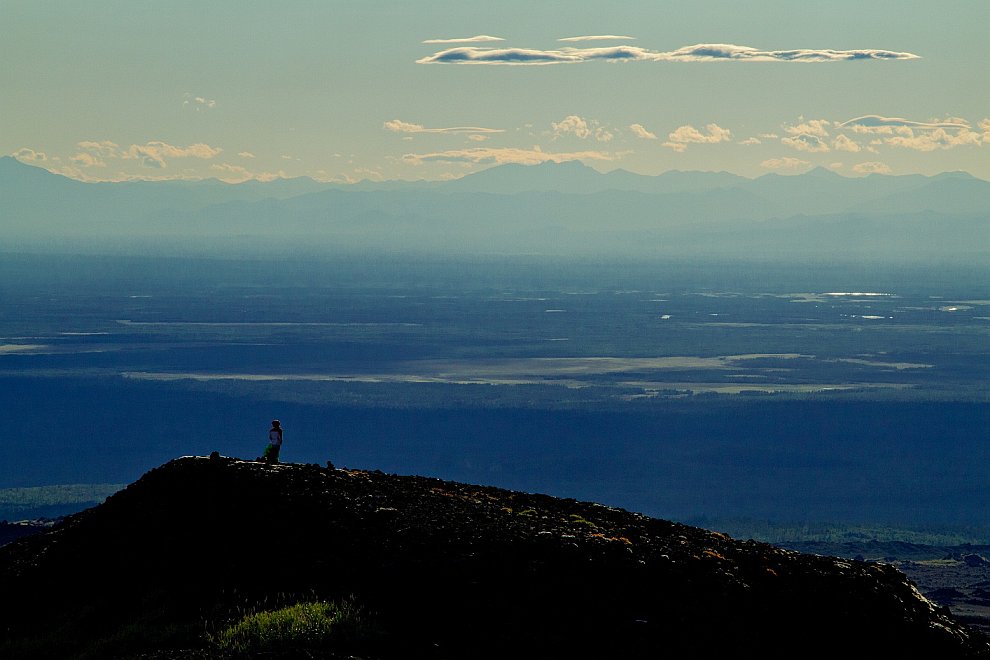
[
  {"left": 209, "top": 598, "right": 372, "bottom": 653},
  {"left": 568, "top": 513, "right": 597, "bottom": 529}
]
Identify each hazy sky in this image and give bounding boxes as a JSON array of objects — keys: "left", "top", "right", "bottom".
[{"left": 4, "top": 1, "right": 988, "bottom": 183}]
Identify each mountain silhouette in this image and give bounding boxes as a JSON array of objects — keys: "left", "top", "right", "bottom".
[
  {"left": 3, "top": 156, "right": 989, "bottom": 261},
  {"left": 1, "top": 456, "right": 986, "bottom": 658}
]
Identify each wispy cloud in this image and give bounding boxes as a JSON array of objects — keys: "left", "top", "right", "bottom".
[
  {"left": 402, "top": 146, "right": 616, "bottom": 166},
  {"left": 663, "top": 123, "right": 732, "bottom": 151},
  {"left": 183, "top": 93, "right": 216, "bottom": 110},
  {"left": 852, "top": 161, "right": 891, "bottom": 174},
  {"left": 238, "top": 151, "right": 256, "bottom": 159},
  {"left": 417, "top": 42, "right": 921, "bottom": 65},
  {"left": 629, "top": 123, "right": 658, "bottom": 140},
  {"left": 738, "top": 137, "right": 761, "bottom": 145},
  {"left": 761, "top": 157, "right": 811, "bottom": 171},
  {"left": 558, "top": 35, "right": 635, "bottom": 42},
  {"left": 422, "top": 35, "right": 505, "bottom": 44},
  {"left": 384, "top": 119, "right": 504, "bottom": 135},
  {"left": 11, "top": 147, "right": 47, "bottom": 163}
]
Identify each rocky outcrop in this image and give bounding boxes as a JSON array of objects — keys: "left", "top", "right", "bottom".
[{"left": 1, "top": 456, "right": 987, "bottom": 658}]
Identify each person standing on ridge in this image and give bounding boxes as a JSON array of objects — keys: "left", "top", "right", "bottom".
[{"left": 264, "top": 419, "right": 283, "bottom": 464}]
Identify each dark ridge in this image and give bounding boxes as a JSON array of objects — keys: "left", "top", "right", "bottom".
[
  {"left": 1, "top": 456, "right": 987, "bottom": 659},
  {"left": 0, "top": 521, "right": 51, "bottom": 548}
]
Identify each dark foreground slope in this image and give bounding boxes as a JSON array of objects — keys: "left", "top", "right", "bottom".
[{"left": 0, "top": 457, "right": 986, "bottom": 659}]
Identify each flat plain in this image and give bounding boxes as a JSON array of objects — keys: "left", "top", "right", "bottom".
[{"left": 1, "top": 253, "right": 987, "bottom": 533}]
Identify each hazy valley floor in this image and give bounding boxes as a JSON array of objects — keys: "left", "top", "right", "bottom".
[{"left": 1, "top": 253, "right": 987, "bottom": 529}]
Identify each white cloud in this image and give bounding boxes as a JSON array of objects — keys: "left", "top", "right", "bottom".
[
  {"left": 663, "top": 123, "right": 732, "bottom": 151},
  {"left": 384, "top": 119, "right": 504, "bottom": 134},
  {"left": 238, "top": 151, "right": 256, "bottom": 159},
  {"left": 784, "top": 119, "right": 831, "bottom": 137},
  {"left": 551, "top": 116, "right": 614, "bottom": 142},
  {"left": 468, "top": 134, "right": 490, "bottom": 142},
  {"left": 629, "top": 123, "right": 658, "bottom": 140},
  {"left": 77, "top": 140, "right": 119, "bottom": 157},
  {"left": 831, "top": 134, "right": 861, "bottom": 152},
  {"left": 422, "top": 35, "right": 505, "bottom": 44},
  {"left": 418, "top": 47, "right": 583, "bottom": 65},
  {"left": 838, "top": 115, "right": 970, "bottom": 134},
  {"left": 761, "top": 157, "right": 811, "bottom": 171},
  {"left": 552, "top": 115, "right": 591, "bottom": 139},
  {"left": 70, "top": 152, "right": 106, "bottom": 168},
  {"left": 738, "top": 137, "right": 761, "bottom": 145},
  {"left": 835, "top": 115, "right": 990, "bottom": 151},
  {"left": 211, "top": 163, "right": 286, "bottom": 183},
  {"left": 402, "top": 146, "right": 617, "bottom": 166},
  {"left": 12, "top": 147, "right": 47, "bottom": 162},
  {"left": 183, "top": 93, "right": 216, "bottom": 110},
  {"left": 212, "top": 163, "right": 250, "bottom": 179},
  {"left": 125, "top": 141, "right": 222, "bottom": 168},
  {"left": 46, "top": 139, "right": 225, "bottom": 171},
  {"left": 312, "top": 170, "right": 355, "bottom": 184},
  {"left": 354, "top": 167, "right": 385, "bottom": 181},
  {"left": 558, "top": 35, "right": 636, "bottom": 42},
  {"left": 781, "top": 133, "right": 830, "bottom": 152},
  {"left": 852, "top": 161, "right": 892, "bottom": 174},
  {"left": 758, "top": 133, "right": 779, "bottom": 139},
  {"left": 883, "top": 126, "right": 989, "bottom": 151},
  {"left": 417, "top": 42, "right": 921, "bottom": 65}
]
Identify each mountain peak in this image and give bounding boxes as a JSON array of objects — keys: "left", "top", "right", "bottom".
[
  {"left": 0, "top": 155, "right": 54, "bottom": 177},
  {"left": 0, "top": 455, "right": 983, "bottom": 658},
  {"left": 805, "top": 165, "right": 845, "bottom": 178}
]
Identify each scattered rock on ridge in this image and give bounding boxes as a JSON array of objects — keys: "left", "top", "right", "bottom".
[{"left": 0, "top": 456, "right": 987, "bottom": 659}]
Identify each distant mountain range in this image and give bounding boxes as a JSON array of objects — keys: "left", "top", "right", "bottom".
[{"left": 2, "top": 156, "right": 988, "bottom": 262}]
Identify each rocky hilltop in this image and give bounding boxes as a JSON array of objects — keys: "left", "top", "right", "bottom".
[{"left": 1, "top": 456, "right": 987, "bottom": 659}]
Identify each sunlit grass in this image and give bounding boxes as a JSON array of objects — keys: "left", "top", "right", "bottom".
[{"left": 209, "top": 598, "right": 371, "bottom": 653}]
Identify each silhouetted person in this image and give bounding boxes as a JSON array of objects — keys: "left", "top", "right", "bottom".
[{"left": 264, "top": 419, "right": 283, "bottom": 464}]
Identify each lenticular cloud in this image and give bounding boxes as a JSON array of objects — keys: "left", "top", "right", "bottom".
[
  {"left": 838, "top": 115, "right": 969, "bottom": 131},
  {"left": 416, "top": 42, "right": 920, "bottom": 65}
]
